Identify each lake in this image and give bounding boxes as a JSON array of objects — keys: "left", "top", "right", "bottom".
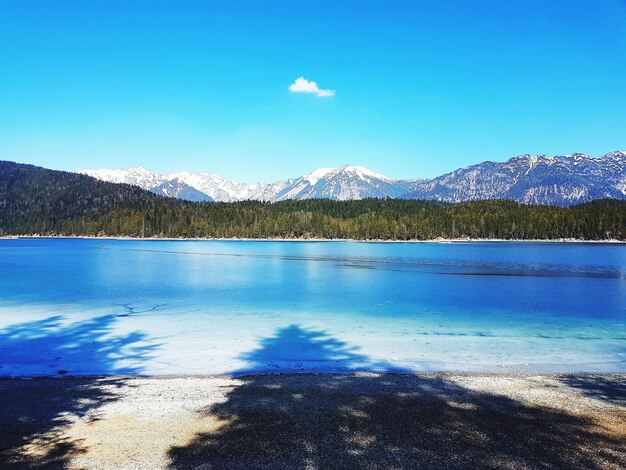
[{"left": 0, "top": 238, "right": 624, "bottom": 376}]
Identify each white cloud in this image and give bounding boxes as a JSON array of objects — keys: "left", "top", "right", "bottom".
[
  {"left": 315, "top": 88, "right": 335, "bottom": 97},
  {"left": 288, "top": 77, "right": 335, "bottom": 97}
]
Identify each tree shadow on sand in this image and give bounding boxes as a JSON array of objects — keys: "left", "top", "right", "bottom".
[
  {"left": 168, "top": 324, "right": 626, "bottom": 469},
  {"left": 559, "top": 375, "right": 626, "bottom": 406},
  {"left": 0, "top": 314, "right": 157, "bottom": 469}
]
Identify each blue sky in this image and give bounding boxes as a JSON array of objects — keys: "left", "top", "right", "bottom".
[{"left": 1, "top": 1, "right": 625, "bottom": 182}]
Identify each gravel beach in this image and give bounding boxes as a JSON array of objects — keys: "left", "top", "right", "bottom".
[{"left": 1, "top": 373, "right": 625, "bottom": 469}]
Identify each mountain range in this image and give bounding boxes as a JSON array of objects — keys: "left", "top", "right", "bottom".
[
  {"left": 80, "top": 151, "right": 626, "bottom": 206},
  {"left": 2, "top": 159, "right": 625, "bottom": 240}
]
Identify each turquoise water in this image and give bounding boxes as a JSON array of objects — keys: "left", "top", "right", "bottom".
[{"left": 0, "top": 238, "right": 625, "bottom": 376}]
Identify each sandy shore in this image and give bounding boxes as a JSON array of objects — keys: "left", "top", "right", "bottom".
[{"left": 1, "top": 373, "right": 624, "bottom": 469}]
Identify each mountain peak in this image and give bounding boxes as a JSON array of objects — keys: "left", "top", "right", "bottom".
[
  {"left": 152, "top": 178, "right": 213, "bottom": 202},
  {"left": 303, "top": 167, "right": 337, "bottom": 185},
  {"left": 603, "top": 150, "right": 626, "bottom": 159},
  {"left": 338, "top": 165, "right": 391, "bottom": 179},
  {"left": 271, "top": 165, "right": 401, "bottom": 201},
  {"left": 304, "top": 165, "right": 393, "bottom": 185}
]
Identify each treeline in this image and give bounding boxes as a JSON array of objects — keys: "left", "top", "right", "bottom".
[
  {"left": 48, "top": 199, "right": 626, "bottom": 240},
  {"left": 0, "top": 160, "right": 177, "bottom": 234},
  {"left": 1, "top": 161, "right": 625, "bottom": 240}
]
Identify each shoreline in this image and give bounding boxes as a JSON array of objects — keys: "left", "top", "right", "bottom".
[
  {"left": 5, "top": 234, "right": 626, "bottom": 244},
  {"left": 2, "top": 373, "right": 624, "bottom": 469}
]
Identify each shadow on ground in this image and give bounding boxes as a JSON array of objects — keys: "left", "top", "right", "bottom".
[
  {"left": 0, "top": 315, "right": 156, "bottom": 469},
  {"left": 168, "top": 324, "right": 626, "bottom": 469},
  {"left": 559, "top": 375, "right": 626, "bottom": 406}
]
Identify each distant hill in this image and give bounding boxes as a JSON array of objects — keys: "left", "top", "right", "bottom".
[
  {"left": 80, "top": 151, "right": 626, "bottom": 206},
  {"left": 0, "top": 160, "right": 167, "bottom": 234}
]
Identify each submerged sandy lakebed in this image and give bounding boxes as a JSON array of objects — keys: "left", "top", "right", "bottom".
[
  {"left": 2, "top": 239, "right": 626, "bottom": 376},
  {"left": 1, "top": 373, "right": 625, "bottom": 469}
]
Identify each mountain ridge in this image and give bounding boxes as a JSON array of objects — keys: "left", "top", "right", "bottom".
[
  {"left": 79, "top": 151, "right": 626, "bottom": 206},
  {"left": 405, "top": 151, "right": 626, "bottom": 206}
]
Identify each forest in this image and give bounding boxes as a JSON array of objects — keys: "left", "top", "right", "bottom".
[
  {"left": 61, "top": 198, "right": 626, "bottom": 240},
  {"left": 1, "top": 160, "right": 625, "bottom": 240}
]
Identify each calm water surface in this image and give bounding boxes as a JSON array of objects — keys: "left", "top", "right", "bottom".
[{"left": 0, "top": 238, "right": 624, "bottom": 376}]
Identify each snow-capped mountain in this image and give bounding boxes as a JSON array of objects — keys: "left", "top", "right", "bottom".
[
  {"left": 151, "top": 178, "right": 214, "bottom": 202},
  {"left": 78, "top": 164, "right": 404, "bottom": 202},
  {"left": 273, "top": 165, "right": 411, "bottom": 201},
  {"left": 164, "top": 171, "right": 293, "bottom": 202},
  {"left": 80, "top": 166, "right": 167, "bottom": 190},
  {"left": 80, "top": 168, "right": 292, "bottom": 202},
  {"left": 404, "top": 151, "right": 626, "bottom": 206},
  {"left": 79, "top": 151, "right": 626, "bottom": 206}
]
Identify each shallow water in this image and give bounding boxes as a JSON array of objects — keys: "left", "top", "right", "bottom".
[{"left": 0, "top": 238, "right": 624, "bottom": 376}]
